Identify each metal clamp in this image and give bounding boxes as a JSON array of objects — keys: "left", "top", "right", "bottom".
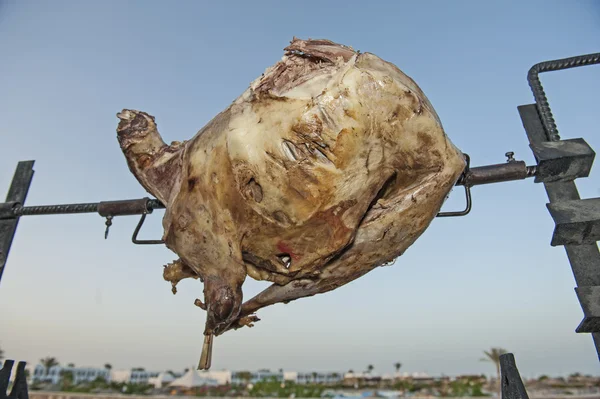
[
  {"left": 97, "top": 197, "right": 164, "bottom": 243},
  {"left": 132, "top": 210, "right": 165, "bottom": 245},
  {"left": 437, "top": 154, "right": 472, "bottom": 217},
  {"left": 0, "top": 202, "right": 20, "bottom": 220}
]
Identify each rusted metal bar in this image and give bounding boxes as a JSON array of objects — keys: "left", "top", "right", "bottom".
[
  {"left": 461, "top": 161, "right": 536, "bottom": 187},
  {"left": 97, "top": 198, "right": 156, "bottom": 217},
  {"left": 0, "top": 198, "right": 165, "bottom": 219},
  {"left": 527, "top": 52, "right": 600, "bottom": 142},
  {"left": 0, "top": 161, "right": 536, "bottom": 222}
]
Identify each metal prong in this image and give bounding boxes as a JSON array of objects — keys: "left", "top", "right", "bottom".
[{"left": 198, "top": 334, "right": 213, "bottom": 370}]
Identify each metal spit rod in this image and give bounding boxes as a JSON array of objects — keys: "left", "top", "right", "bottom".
[{"left": 0, "top": 157, "right": 537, "bottom": 222}]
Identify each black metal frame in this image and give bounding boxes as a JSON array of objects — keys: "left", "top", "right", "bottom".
[
  {"left": 0, "top": 161, "right": 33, "bottom": 284},
  {"left": 0, "top": 361, "right": 29, "bottom": 399},
  {"left": 1, "top": 52, "right": 599, "bottom": 399},
  {"left": 500, "top": 354, "right": 529, "bottom": 399}
]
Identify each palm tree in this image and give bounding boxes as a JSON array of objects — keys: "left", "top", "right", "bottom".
[
  {"left": 394, "top": 363, "right": 402, "bottom": 374},
  {"left": 481, "top": 348, "right": 507, "bottom": 397},
  {"left": 312, "top": 371, "right": 318, "bottom": 383},
  {"left": 104, "top": 364, "right": 112, "bottom": 370},
  {"left": 366, "top": 365, "right": 374, "bottom": 374},
  {"left": 60, "top": 370, "right": 74, "bottom": 388},
  {"left": 237, "top": 371, "right": 252, "bottom": 386},
  {"left": 40, "top": 357, "right": 59, "bottom": 377}
]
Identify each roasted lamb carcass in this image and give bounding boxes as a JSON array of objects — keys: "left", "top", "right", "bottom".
[{"left": 115, "top": 38, "right": 465, "bottom": 369}]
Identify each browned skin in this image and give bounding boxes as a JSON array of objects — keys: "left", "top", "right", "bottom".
[{"left": 116, "top": 38, "right": 466, "bottom": 367}]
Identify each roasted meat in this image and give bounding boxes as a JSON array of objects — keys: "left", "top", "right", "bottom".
[{"left": 116, "top": 38, "right": 465, "bottom": 369}]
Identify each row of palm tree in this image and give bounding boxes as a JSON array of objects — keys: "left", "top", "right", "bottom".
[
  {"left": 353, "top": 347, "right": 505, "bottom": 380},
  {"left": 348, "top": 362, "right": 400, "bottom": 375}
]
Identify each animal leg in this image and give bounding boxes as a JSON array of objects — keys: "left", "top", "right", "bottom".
[{"left": 163, "top": 258, "right": 199, "bottom": 294}]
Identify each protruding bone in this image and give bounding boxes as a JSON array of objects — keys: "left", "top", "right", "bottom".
[
  {"left": 163, "top": 259, "right": 199, "bottom": 294},
  {"left": 117, "top": 109, "right": 184, "bottom": 204},
  {"left": 198, "top": 334, "right": 213, "bottom": 370}
]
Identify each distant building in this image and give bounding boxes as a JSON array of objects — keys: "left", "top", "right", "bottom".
[
  {"left": 145, "top": 370, "right": 229, "bottom": 388},
  {"left": 198, "top": 370, "right": 231, "bottom": 385},
  {"left": 31, "top": 365, "right": 110, "bottom": 384},
  {"left": 410, "top": 373, "right": 435, "bottom": 384},
  {"left": 169, "top": 370, "right": 220, "bottom": 388},
  {"left": 284, "top": 371, "right": 298, "bottom": 382},
  {"left": 296, "top": 372, "right": 343, "bottom": 385},
  {"left": 343, "top": 372, "right": 381, "bottom": 386},
  {"left": 453, "top": 374, "right": 486, "bottom": 383},
  {"left": 148, "top": 372, "right": 183, "bottom": 388},
  {"left": 111, "top": 369, "right": 160, "bottom": 385},
  {"left": 232, "top": 369, "right": 284, "bottom": 385}
]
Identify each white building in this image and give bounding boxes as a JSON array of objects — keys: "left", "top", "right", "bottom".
[
  {"left": 232, "top": 369, "right": 284, "bottom": 385},
  {"left": 169, "top": 370, "right": 220, "bottom": 388},
  {"left": 110, "top": 369, "right": 161, "bottom": 385},
  {"left": 284, "top": 371, "right": 298, "bottom": 382},
  {"left": 231, "top": 370, "right": 343, "bottom": 385},
  {"left": 296, "top": 372, "right": 343, "bottom": 384},
  {"left": 198, "top": 370, "right": 231, "bottom": 385},
  {"left": 148, "top": 372, "right": 178, "bottom": 388},
  {"left": 31, "top": 365, "right": 111, "bottom": 384},
  {"left": 147, "top": 370, "right": 227, "bottom": 388}
]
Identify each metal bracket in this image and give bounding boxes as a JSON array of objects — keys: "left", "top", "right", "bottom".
[
  {"left": 132, "top": 210, "right": 165, "bottom": 245},
  {"left": 437, "top": 154, "right": 472, "bottom": 217},
  {"left": 547, "top": 198, "right": 600, "bottom": 246},
  {"left": 530, "top": 138, "right": 595, "bottom": 183},
  {"left": 575, "top": 286, "right": 600, "bottom": 333},
  {"left": 99, "top": 197, "right": 155, "bottom": 240},
  {"left": 437, "top": 185, "right": 472, "bottom": 218}
]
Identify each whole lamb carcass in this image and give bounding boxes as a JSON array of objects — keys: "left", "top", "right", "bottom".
[{"left": 116, "top": 38, "right": 465, "bottom": 369}]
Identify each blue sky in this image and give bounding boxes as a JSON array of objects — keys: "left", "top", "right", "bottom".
[{"left": 1, "top": 1, "right": 600, "bottom": 377}]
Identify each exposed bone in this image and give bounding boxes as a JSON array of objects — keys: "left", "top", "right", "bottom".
[
  {"left": 163, "top": 259, "right": 199, "bottom": 294},
  {"left": 116, "top": 110, "right": 184, "bottom": 205}
]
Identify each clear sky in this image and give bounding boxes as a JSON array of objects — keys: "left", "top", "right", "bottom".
[{"left": 1, "top": 0, "right": 600, "bottom": 378}]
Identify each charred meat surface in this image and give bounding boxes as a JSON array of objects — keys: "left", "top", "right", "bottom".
[{"left": 116, "top": 37, "right": 466, "bottom": 369}]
